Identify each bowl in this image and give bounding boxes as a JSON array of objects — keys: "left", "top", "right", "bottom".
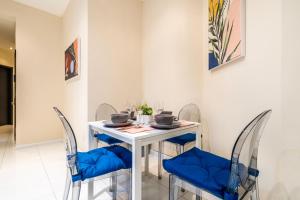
[
  {"left": 160, "top": 111, "right": 173, "bottom": 115},
  {"left": 154, "top": 114, "right": 174, "bottom": 125},
  {"left": 121, "top": 110, "right": 135, "bottom": 119},
  {"left": 111, "top": 113, "right": 129, "bottom": 124}
]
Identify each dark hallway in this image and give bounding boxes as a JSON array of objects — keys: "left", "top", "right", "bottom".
[{"left": 0, "top": 65, "right": 13, "bottom": 126}]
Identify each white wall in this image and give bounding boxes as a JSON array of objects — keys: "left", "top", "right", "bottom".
[
  {"left": 142, "top": 0, "right": 299, "bottom": 198},
  {"left": 88, "top": 0, "right": 143, "bottom": 121},
  {"left": 0, "top": 0, "right": 64, "bottom": 145},
  {"left": 201, "top": 0, "right": 297, "bottom": 199},
  {"left": 142, "top": 0, "right": 202, "bottom": 116},
  {"left": 279, "top": 0, "right": 300, "bottom": 199},
  {"left": 62, "top": 0, "right": 88, "bottom": 150}
]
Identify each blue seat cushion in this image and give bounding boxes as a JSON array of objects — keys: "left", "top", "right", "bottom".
[
  {"left": 95, "top": 133, "right": 123, "bottom": 145},
  {"left": 73, "top": 145, "right": 131, "bottom": 182},
  {"left": 163, "top": 147, "right": 231, "bottom": 199},
  {"left": 166, "top": 133, "right": 196, "bottom": 146}
]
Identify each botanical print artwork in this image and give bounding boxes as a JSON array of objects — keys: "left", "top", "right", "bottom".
[
  {"left": 65, "top": 38, "right": 80, "bottom": 80},
  {"left": 209, "top": 0, "right": 245, "bottom": 70}
]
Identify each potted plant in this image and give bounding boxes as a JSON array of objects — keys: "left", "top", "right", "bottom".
[{"left": 137, "top": 104, "right": 153, "bottom": 124}]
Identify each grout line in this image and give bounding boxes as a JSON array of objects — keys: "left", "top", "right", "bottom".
[
  {"left": 37, "top": 144, "right": 58, "bottom": 200},
  {"left": 16, "top": 139, "right": 63, "bottom": 149}
]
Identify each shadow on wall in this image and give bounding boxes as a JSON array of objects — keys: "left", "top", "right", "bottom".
[
  {"left": 268, "top": 149, "right": 300, "bottom": 200},
  {"left": 267, "top": 183, "right": 289, "bottom": 200},
  {"left": 267, "top": 183, "right": 300, "bottom": 200},
  {"left": 289, "top": 188, "right": 300, "bottom": 200}
]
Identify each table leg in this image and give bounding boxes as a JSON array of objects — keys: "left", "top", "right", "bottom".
[
  {"left": 132, "top": 141, "right": 142, "bottom": 200},
  {"left": 158, "top": 141, "right": 163, "bottom": 179},
  {"left": 144, "top": 145, "right": 149, "bottom": 176},
  {"left": 88, "top": 125, "right": 98, "bottom": 150}
]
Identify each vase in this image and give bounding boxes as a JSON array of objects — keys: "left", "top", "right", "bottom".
[{"left": 137, "top": 115, "right": 153, "bottom": 125}]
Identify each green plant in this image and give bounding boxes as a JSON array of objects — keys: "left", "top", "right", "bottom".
[{"left": 137, "top": 104, "right": 153, "bottom": 115}]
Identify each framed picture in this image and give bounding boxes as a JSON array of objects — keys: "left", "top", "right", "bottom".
[
  {"left": 65, "top": 38, "right": 80, "bottom": 80},
  {"left": 208, "top": 0, "right": 246, "bottom": 70}
]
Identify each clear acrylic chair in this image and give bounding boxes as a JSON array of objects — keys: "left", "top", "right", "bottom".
[
  {"left": 157, "top": 103, "right": 201, "bottom": 179},
  {"left": 94, "top": 103, "right": 123, "bottom": 145},
  {"left": 53, "top": 107, "right": 132, "bottom": 200},
  {"left": 164, "top": 110, "right": 272, "bottom": 200}
]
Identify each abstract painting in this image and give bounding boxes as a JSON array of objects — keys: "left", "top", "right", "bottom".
[
  {"left": 209, "top": 0, "right": 245, "bottom": 70},
  {"left": 65, "top": 38, "right": 80, "bottom": 80}
]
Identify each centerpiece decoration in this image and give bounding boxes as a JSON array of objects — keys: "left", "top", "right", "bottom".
[{"left": 137, "top": 104, "right": 153, "bottom": 125}]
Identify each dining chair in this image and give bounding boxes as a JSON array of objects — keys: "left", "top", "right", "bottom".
[
  {"left": 157, "top": 103, "right": 201, "bottom": 179},
  {"left": 94, "top": 103, "right": 123, "bottom": 145},
  {"left": 53, "top": 107, "right": 132, "bottom": 200},
  {"left": 163, "top": 110, "right": 272, "bottom": 200}
]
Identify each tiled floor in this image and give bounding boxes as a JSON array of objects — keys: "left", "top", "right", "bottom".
[{"left": 0, "top": 129, "right": 202, "bottom": 200}]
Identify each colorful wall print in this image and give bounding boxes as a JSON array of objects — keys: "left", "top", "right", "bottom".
[
  {"left": 209, "top": 0, "right": 245, "bottom": 70},
  {"left": 65, "top": 38, "right": 80, "bottom": 80}
]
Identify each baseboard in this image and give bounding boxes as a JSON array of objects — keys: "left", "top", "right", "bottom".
[{"left": 16, "top": 138, "right": 63, "bottom": 149}]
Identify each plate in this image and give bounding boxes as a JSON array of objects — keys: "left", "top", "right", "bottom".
[
  {"left": 103, "top": 120, "right": 133, "bottom": 128},
  {"left": 150, "top": 121, "right": 181, "bottom": 130}
]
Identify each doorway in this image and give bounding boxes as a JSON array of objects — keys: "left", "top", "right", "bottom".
[
  {"left": 0, "top": 65, "right": 13, "bottom": 126},
  {"left": 0, "top": 16, "right": 16, "bottom": 140}
]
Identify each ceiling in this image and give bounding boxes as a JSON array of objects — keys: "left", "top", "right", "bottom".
[
  {"left": 13, "top": 0, "right": 70, "bottom": 17},
  {"left": 0, "top": 17, "right": 15, "bottom": 50}
]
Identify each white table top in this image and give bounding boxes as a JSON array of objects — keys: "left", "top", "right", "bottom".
[{"left": 88, "top": 121, "right": 200, "bottom": 145}]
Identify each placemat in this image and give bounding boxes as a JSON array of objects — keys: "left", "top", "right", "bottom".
[{"left": 117, "top": 125, "right": 154, "bottom": 134}]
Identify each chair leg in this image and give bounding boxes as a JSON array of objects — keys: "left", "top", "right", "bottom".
[
  {"left": 195, "top": 188, "right": 202, "bottom": 200},
  {"left": 196, "top": 195, "right": 202, "bottom": 200},
  {"left": 250, "top": 181, "right": 260, "bottom": 200},
  {"left": 63, "top": 171, "right": 71, "bottom": 200},
  {"left": 128, "top": 169, "right": 132, "bottom": 200},
  {"left": 71, "top": 181, "right": 81, "bottom": 200},
  {"left": 169, "top": 175, "right": 178, "bottom": 200},
  {"left": 112, "top": 174, "right": 118, "bottom": 200},
  {"left": 176, "top": 144, "right": 181, "bottom": 155},
  {"left": 158, "top": 141, "right": 164, "bottom": 179},
  {"left": 180, "top": 145, "right": 185, "bottom": 193},
  {"left": 109, "top": 175, "right": 113, "bottom": 192}
]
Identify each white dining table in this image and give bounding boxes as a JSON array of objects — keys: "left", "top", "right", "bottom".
[{"left": 87, "top": 121, "right": 201, "bottom": 200}]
